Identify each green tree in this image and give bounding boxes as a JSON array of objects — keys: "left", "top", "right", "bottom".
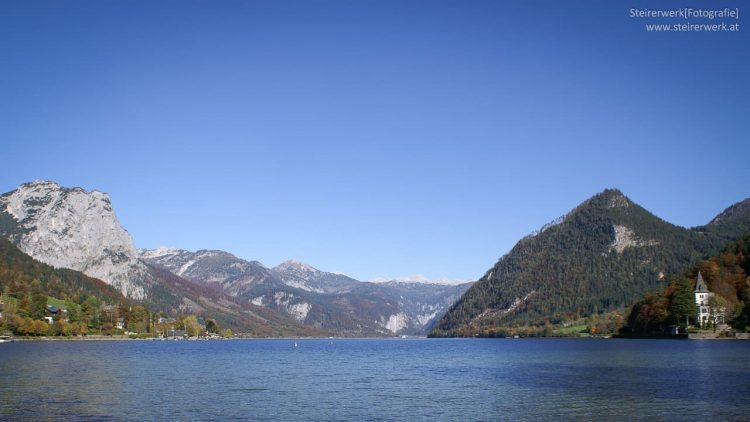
[
  {"left": 205, "top": 319, "right": 218, "bottom": 334},
  {"left": 31, "top": 293, "right": 48, "bottom": 321},
  {"left": 668, "top": 277, "right": 694, "bottom": 327},
  {"left": 128, "top": 305, "right": 149, "bottom": 333},
  {"left": 64, "top": 298, "right": 79, "bottom": 323},
  {"left": 82, "top": 296, "right": 101, "bottom": 329}
]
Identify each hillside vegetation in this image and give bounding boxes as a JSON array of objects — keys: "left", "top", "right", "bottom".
[
  {"left": 622, "top": 235, "right": 750, "bottom": 336},
  {"left": 431, "top": 190, "right": 750, "bottom": 337},
  {"left": 0, "top": 238, "right": 321, "bottom": 337}
]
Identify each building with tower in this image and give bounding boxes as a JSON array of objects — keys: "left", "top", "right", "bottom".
[
  {"left": 694, "top": 272, "right": 725, "bottom": 328},
  {"left": 694, "top": 272, "right": 712, "bottom": 327}
]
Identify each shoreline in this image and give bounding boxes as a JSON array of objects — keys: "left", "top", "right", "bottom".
[
  {"left": 6, "top": 335, "right": 407, "bottom": 342},
  {"left": 5, "top": 334, "right": 748, "bottom": 342}
]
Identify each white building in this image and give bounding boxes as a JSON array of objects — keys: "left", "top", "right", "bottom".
[
  {"left": 694, "top": 272, "right": 712, "bottom": 327},
  {"left": 694, "top": 272, "right": 725, "bottom": 328}
]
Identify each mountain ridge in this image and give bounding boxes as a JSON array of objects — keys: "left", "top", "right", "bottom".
[
  {"left": 139, "top": 246, "right": 473, "bottom": 336},
  {"left": 7, "top": 181, "right": 743, "bottom": 338},
  {"left": 431, "top": 189, "right": 750, "bottom": 337}
]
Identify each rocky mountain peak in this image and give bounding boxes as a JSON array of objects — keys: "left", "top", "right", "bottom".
[
  {"left": 577, "top": 188, "right": 631, "bottom": 211},
  {"left": 275, "top": 259, "right": 318, "bottom": 274},
  {"left": 138, "top": 246, "right": 184, "bottom": 260},
  {"left": 708, "top": 198, "right": 750, "bottom": 225},
  {"left": 0, "top": 181, "right": 150, "bottom": 299}
]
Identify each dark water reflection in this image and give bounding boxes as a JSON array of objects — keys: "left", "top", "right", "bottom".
[{"left": 0, "top": 339, "right": 748, "bottom": 421}]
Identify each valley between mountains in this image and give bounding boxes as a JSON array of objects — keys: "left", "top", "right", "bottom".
[
  {"left": 1, "top": 180, "right": 748, "bottom": 338},
  {"left": 0, "top": 181, "right": 471, "bottom": 337}
]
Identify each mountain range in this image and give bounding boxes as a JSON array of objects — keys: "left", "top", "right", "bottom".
[
  {"left": 0, "top": 181, "right": 472, "bottom": 336},
  {"left": 138, "top": 247, "right": 472, "bottom": 336},
  {"left": 3, "top": 181, "right": 748, "bottom": 338},
  {"left": 430, "top": 189, "right": 750, "bottom": 337}
]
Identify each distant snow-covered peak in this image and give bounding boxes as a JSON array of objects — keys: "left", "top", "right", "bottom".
[
  {"left": 387, "top": 274, "right": 431, "bottom": 283},
  {"left": 370, "top": 274, "right": 472, "bottom": 286}
]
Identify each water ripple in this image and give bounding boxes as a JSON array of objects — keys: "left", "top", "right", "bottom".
[{"left": 1, "top": 339, "right": 749, "bottom": 420}]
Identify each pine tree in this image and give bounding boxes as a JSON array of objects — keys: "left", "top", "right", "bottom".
[{"left": 669, "top": 277, "right": 694, "bottom": 327}]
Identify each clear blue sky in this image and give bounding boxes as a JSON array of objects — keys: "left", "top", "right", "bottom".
[{"left": 2, "top": 0, "right": 748, "bottom": 281}]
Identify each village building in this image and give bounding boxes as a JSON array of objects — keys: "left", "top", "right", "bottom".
[
  {"left": 694, "top": 272, "right": 725, "bottom": 328},
  {"left": 45, "top": 305, "right": 60, "bottom": 324},
  {"left": 167, "top": 329, "right": 187, "bottom": 339},
  {"left": 158, "top": 317, "right": 176, "bottom": 324}
]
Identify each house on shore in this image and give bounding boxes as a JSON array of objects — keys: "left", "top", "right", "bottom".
[
  {"left": 695, "top": 272, "right": 712, "bottom": 327},
  {"left": 694, "top": 272, "right": 725, "bottom": 328},
  {"left": 45, "top": 305, "right": 60, "bottom": 324}
]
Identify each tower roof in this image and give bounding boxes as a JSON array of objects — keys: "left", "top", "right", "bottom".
[{"left": 694, "top": 272, "right": 709, "bottom": 293}]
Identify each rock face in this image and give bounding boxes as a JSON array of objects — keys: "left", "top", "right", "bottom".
[
  {"left": 140, "top": 247, "right": 473, "bottom": 335},
  {"left": 0, "top": 181, "right": 150, "bottom": 299}
]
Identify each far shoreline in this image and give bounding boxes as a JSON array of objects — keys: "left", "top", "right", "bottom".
[{"left": 5, "top": 334, "right": 748, "bottom": 342}]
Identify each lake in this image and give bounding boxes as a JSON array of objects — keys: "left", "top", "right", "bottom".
[{"left": 1, "top": 338, "right": 749, "bottom": 421}]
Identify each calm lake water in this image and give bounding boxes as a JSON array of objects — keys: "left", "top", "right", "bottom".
[{"left": 1, "top": 338, "right": 749, "bottom": 421}]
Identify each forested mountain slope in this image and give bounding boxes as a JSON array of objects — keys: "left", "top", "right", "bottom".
[
  {"left": 431, "top": 189, "right": 750, "bottom": 337},
  {"left": 0, "top": 237, "right": 322, "bottom": 337}
]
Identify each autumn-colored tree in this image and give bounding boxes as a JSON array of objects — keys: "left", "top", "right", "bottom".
[
  {"left": 32, "top": 319, "right": 49, "bottom": 336},
  {"left": 18, "top": 296, "right": 31, "bottom": 318},
  {"left": 53, "top": 319, "right": 73, "bottom": 336},
  {"left": 625, "top": 235, "right": 750, "bottom": 335},
  {"left": 183, "top": 315, "right": 202, "bottom": 337},
  {"left": 101, "top": 322, "right": 114, "bottom": 336},
  {"left": 623, "top": 292, "right": 668, "bottom": 335}
]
